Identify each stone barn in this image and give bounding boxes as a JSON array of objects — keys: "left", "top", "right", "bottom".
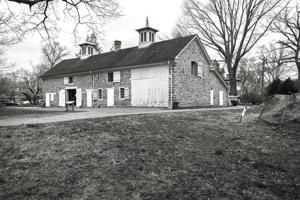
[{"left": 41, "top": 18, "right": 228, "bottom": 109}]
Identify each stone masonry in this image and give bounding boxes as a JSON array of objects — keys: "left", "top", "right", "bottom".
[
  {"left": 43, "top": 69, "right": 131, "bottom": 107},
  {"left": 172, "top": 38, "right": 228, "bottom": 107}
]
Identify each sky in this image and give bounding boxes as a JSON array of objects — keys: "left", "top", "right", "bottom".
[{"left": 5, "top": 0, "right": 184, "bottom": 70}]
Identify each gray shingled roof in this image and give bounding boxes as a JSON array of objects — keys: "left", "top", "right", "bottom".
[{"left": 41, "top": 35, "right": 196, "bottom": 78}]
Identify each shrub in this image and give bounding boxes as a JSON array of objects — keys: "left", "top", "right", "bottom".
[
  {"left": 280, "top": 78, "right": 298, "bottom": 95},
  {"left": 266, "top": 78, "right": 298, "bottom": 96},
  {"left": 249, "top": 93, "right": 264, "bottom": 105},
  {"left": 240, "top": 92, "right": 264, "bottom": 105},
  {"left": 266, "top": 78, "right": 282, "bottom": 96}
]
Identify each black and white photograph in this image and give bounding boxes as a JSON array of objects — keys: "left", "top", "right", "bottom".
[{"left": 0, "top": 0, "right": 299, "bottom": 199}]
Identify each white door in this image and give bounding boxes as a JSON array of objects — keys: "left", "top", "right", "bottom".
[
  {"left": 59, "top": 90, "right": 65, "bottom": 107},
  {"left": 86, "top": 89, "right": 93, "bottom": 107},
  {"left": 210, "top": 89, "right": 214, "bottom": 106},
  {"left": 107, "top": 88, "right": 114, "bottom": 107},
  {"left": 45, "top": 93, "right": 50, "bottom": 107},
  {"left": 219, "top": 90, "right": 224, "bottom": 106},
  {"left": 76, "top": 88, "right": 82, "bottom": 107},
  {"left": 131, "top": 65, "right": 169, "bottom": 107}
]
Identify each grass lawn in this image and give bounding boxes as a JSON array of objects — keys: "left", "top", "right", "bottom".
[{"left": 0, "top": 109, "right": 299, "bottom": 199}]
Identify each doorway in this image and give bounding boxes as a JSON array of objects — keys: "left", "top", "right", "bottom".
[{"left": 67, "top": 89, "right": 76, "bottom": 105}]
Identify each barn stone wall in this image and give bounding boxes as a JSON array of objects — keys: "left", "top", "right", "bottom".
[
  {"left": 42, "top": 69, "right": 131, "bottom": 107},
  {"left": 172, "top": 38, "right": 228, "bottom": 107},
  {"left": 93, "top": 69, "right": 131, "bottom": 107}
]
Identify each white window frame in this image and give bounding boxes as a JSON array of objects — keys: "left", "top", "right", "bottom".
[
  {"left": 98, "top": 88, "right": 103, "bottom": 100},
  {"left": 119, "top": 87, "right": 125, "bottom": 100}
]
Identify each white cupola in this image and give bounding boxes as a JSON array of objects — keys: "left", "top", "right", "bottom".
[
  {"left": 79, "top": 33, "right": 98, "bottom": 59},
  {"left": 136, "top": 17, "right": 158, "bottom": 48}
]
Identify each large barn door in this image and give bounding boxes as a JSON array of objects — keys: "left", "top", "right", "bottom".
[
  {"left": 131, "top": 66, "right": 169, "bottom": 107},
  {"left": 59, "top": 90, "right": 65, "bottom": 107}
]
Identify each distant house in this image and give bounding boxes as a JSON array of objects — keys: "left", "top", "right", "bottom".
[{"left": 41, "top": 18, "right": 228, "bottom": 109}]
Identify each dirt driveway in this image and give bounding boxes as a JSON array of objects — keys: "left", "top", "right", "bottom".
[{"left": 0, "top": 106, "right": 245, "bottom": 126}]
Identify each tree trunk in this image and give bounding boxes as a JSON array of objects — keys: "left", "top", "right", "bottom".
[
  {"left": 297, "top": 62, "right": 300, "bottom": 90},
  {"left": 229, "top": 68, "right": 238, "bottom": 95}
]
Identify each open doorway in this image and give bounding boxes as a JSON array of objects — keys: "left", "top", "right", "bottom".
[{"left": 67, "top": 89, "right": 76, "bottom": 105}]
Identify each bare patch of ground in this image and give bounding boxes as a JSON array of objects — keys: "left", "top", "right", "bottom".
[{"left": 0, "top": 108, "right": 299, "bottom": 199}]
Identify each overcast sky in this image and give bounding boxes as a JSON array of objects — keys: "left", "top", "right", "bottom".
[{"left": 5, "top": 0, "right": 184, "bottom": 70}]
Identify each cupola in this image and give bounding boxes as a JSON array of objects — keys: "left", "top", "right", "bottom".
[
  {"left": 79, "top": 33, "right": 98, "bottom": 59},
  {"left": 136, "top": 17, "right": 158, "bottom": 48}
]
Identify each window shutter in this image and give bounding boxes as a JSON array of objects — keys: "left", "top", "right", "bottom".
[
  {"left": 197, "top": 62, "right": 203, "bottom": 77},
  {"left": 125, "top": 88, "right": 129, "bottom": 99},
  {"left": 63, "top": 77, "right": 68, "bottom": 85},
  {"left": 76, "top": 88, "right": 82, "bottom": 107},
  {"left": 113, "top": 71, "right": 121, "bottom": 82}
]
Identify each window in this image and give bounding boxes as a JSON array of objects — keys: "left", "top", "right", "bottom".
[
  {"left": 108, "top": 71, "right": 121, "bottom": 82},
  {"left": 191, "top": 61, "right": 198, "bottom": 76},
  {"left": 151, "top": 33, "right": 154, "bottom": 42},
  {"left": 149, "top": 32, "right": 152, "bottom": 42},
  {"left": 91, "top": 48, "right": 93, "bottom": 55},
  {"left": 64, "top": 77, "right": 73, "bottom": 84},
  {"left": 69, "top": 76, "right": 73, "bottom": 83},
  {"left": 119, "top": 87, "right": 125, "bottom": 100},
  {"left": 108, "top": 72, "right": 114, "bottom": 82},
  {"left": 143, "top": 32, "right": 147, "bottom": 41},
  {"left": 98, "top": 89, "right": 103, "bottom": 100}
]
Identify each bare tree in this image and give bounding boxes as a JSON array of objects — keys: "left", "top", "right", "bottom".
[
  {"left": 272, "top": 4, "right": 300, "bottom": 88},
  {"left": 18, "top": 67, "right": 43, "bottom": 105},
  {"left": 41, "top": 41, "right": 69, "bottom": 69},
  {"left": 259, "top": 44, "right": 296, "bottom": 85},
  {"left": 176, "top": 0, "right": 288, "bottom": 95},
  {"left": 3, "top": 0, "right": 121, "bottom": 40},
  {"left": 238, "top": 58, "right": 261, "bottom": 95}
]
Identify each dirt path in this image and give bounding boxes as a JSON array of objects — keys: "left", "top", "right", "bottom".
[{"left": 0, "top": 106, "right": 245, "bottom": 126}]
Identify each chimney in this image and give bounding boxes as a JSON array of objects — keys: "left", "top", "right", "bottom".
[{"left": 113, "top": 40, "right": 122, "bottom": 51}]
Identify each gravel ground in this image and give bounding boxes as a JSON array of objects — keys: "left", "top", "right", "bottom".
[{"left": 0, "top": 106, "right": 245, "bottom": 126}]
